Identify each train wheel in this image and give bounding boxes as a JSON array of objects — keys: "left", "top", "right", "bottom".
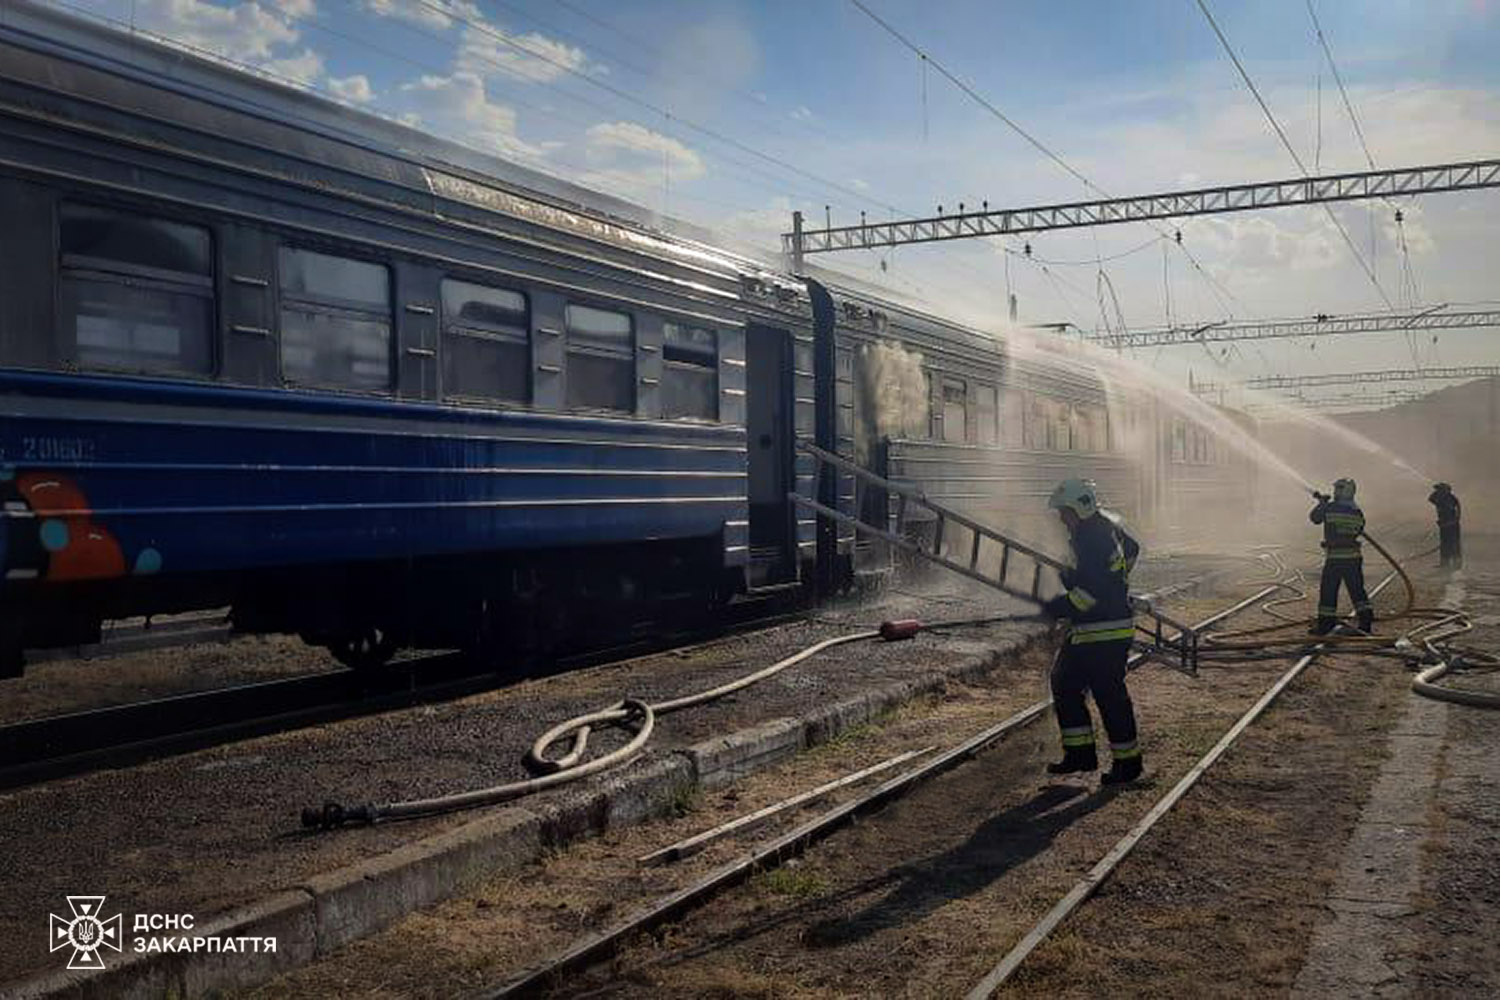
[{"left": 329, "top": 625, "right": 398, "bottom": 671}]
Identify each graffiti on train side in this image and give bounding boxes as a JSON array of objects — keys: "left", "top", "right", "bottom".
[{"left": 0, "top": 468, "right": 161, "bottom": 583}]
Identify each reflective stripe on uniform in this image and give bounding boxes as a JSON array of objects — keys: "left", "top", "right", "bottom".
[
  {"left": 1111, "top": 740, "right": 1142, "bottom": 760},
  {"left": 1317, "top": 605, "right": 1338, "bottom": 615},
  {"left": 1061, "top": 725, "right": 1095, "bottom": 747},
  {"left": 1067, "top": 587, "right": 1097, "bottom": 611},
  {"left": 1109, "top": 557, "right": 1128, "bottom": 572},
  {"left": 1071, "top": 619, "right": 1136, "bottom": 644},
  {"left": 1072, "top": 617, "right": 1134, "bottom": 633},
  {"left": 1324, "top": 551, "right": 1362, "bottom": 561}
]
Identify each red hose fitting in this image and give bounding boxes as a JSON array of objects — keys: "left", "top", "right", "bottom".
[{"left": 879, "top": 619, "right": 924, "bottom": 641}]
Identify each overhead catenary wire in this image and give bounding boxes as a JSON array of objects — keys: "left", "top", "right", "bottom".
[
  {"left": 53, "top": 0, "right": 831, "bottom": 223},
  {"left": 1194, "top": 0, "right": 1394, "bottom": 310},
  {"left": 409, "top": 0, "right": 889, "bottom": 215},
  {"left": 1304, "top": 0, "right": 1430, "bottom": 380},
  {"left": 846, "top": 0, "right": 1244, "bottom": 327},
  {"left": 969, "top": 534, "right": 1498, "bottom": 995}
]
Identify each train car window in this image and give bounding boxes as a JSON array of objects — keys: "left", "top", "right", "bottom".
[
  {"left": 1073, "top": 404, "right": 1106, "bottom": 452},
  {"left": 661, "top": 322, "right": 717, "bottom": 420},
  {"left": 1002, "top": 390, "right": 1026, "bottom": 449},
  {"left": 441, "top": 279, "right": 529, "bottom": 403},
  {"left": 976, "top": 384, "right": 998, "bottom": 446},
  {"left": 942, "top": 379, "right": 967, "bottom": 443},
  {"left": 58, "top": 203, "right": 214, "bottom": 375},
  {"left": 565, "top": 303, "right": 634, "bottom": 413},
  {"left": 278, "top": 247, "right": 391, "bottom": 390}
]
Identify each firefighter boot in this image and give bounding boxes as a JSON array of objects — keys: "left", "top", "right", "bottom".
[
  {"left": 1357, "top": 611, "right": 1374, "bottom": 634},
  {"left": 1046, "top": 745, "right": 1098, "bottom": 775},
  {"left": 1309, "top": 618, "right": 1336, "bottom": 636},
  {"left": 1101, "top": 755, "right": 1144, "bottom": 786}
]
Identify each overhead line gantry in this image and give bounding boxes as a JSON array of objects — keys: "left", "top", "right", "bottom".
[
  {"left": 1073, "top": 305, "right": 1500, "bottom": 349},
  {"left": 785, "top": 157, "right": 1500, "bottom": 263},
  {"left": 1194, "top": 365, "right": 1500, "bottom": 395}
]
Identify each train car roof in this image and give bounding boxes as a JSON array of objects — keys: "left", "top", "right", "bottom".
[
  {"left": 0, "top": 0, "right": 803, "bottom": 290},
  {"left": 0, "top": 0, "right": 1123, "bottom": 390}
]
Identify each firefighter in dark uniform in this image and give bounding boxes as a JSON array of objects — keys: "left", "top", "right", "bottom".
[
  {"left": 1310, "top": 477, "right": 1373, "bottom": 634},
  {"left": 1041, "top": 478, "right": 1144, "bottom": 785},
  {"left": 1429, "top": 483, "right": 1462, "bottom": 570}
]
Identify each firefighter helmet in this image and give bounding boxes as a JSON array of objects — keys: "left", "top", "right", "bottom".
[
  {"left": 1333, "top": 477, "right": 1357, "bottom": 501},
  {"left": 1048, "top": 478, "right": 1099, "bottom": 518}
]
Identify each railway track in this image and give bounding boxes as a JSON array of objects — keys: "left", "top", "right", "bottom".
[
  {"left": 0, "top": 597, "right": 804, "bottom": 791},
  {"left": 483, "top": 576, "right": 1296, "bottom": 997},
  {"left": 0, "top": 549, "right": 1263, "bottom": 793},
  {"left": 476, "top": 543, "right": 1442, "bottom": 998}
]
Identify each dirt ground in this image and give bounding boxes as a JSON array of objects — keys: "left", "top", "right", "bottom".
[
  {"left": 0, "top": 552, "right": 1245, "bottom": 727},
  {"left": 0, "top": 573, "right": 1055, "bottom": 986},
  {"left": 1397, "top": 538, "right": 1500, "bottom": 998},
  {"left": 241, "top": 563, "right": 1425, "bottom": 1000}
]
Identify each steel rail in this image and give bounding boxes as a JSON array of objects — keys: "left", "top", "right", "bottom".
[
  {"left": 0, "top": 602, "right": 805, "bottom": 791},
  {"left": 966, "top": 644, "right": 1325, "bottom": 997},
  {"left": 478, "top": 580, "right": 1283, "bottom": 997}
]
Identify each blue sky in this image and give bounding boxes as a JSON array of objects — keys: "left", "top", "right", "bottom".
[{"left": 52, "top": 0, "right": 1500, "bottom": 405}]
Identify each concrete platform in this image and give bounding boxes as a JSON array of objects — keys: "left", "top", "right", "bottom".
[
  {"left": 0, "top": 573, "right": 1061, "bottom": 997},
  {"left": 0, "top": 552, "right": 1251, "bottom": 998}
]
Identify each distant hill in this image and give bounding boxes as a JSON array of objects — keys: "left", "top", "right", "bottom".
[{"left": 1257, "top": 377, "right": 1499, "bottom": 531}]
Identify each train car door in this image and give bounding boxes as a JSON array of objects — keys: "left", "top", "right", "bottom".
[{"left": 745, "top": 324, "right": 796, "bottom": 587}]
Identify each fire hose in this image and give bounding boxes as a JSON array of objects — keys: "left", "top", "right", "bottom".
[
  {"left": 303, "top": 538, "right": 1496, "bottom": 829},
  {"left": 302, "top": 614, "right": 1038, "bottom": 829},
  {"left": 1189, "top": 531, "right": 1500, "bottom": 707}
]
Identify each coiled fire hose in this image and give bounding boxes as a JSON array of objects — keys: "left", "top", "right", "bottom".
[
  {"left": 303, "top": 538, "right": 1497, "bottom": 829},
  {"left": 1191, "top": 532, "right": 1500, "bottom": 707},
  {"left": 302, "top": 614, "right": 1038, "bottom": 829}
]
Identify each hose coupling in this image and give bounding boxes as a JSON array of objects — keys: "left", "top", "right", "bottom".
[
  {"left": 879, "top": 619, "right": 924, "bottom": 641},
  {"left": 301, "top": 800, "right": 376, "bottom": 830}
]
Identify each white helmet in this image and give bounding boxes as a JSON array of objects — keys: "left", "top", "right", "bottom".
[
  {"left": 1048, "top": 478, "right": 1099, "bottom": 518},
  {"left": 1333, "top": 477, "right": 1356, "bottom": 502}
]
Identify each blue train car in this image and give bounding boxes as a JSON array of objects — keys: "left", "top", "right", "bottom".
[
  {"left": 0, "top": 3, "right": 1256, "bottom": 677},
  {"left": 0, "top": 2, "right": 825, "bottom": 671}
]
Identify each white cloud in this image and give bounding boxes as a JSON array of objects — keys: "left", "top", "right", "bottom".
[
  {"left": 457, "top": 22, "right": 589, "bottom": 84},
  {"left": 722, "top": 196, "right": 795, "bottom": 248},
  {"left": 359, "top": 0, "right": 479, "bottom": 32},
  {"left": 570, "top": 121, "right": 707, "bottom": 202},
  {"left": 397, "top": 71, "right": 545, "bottom": 162},
  {"left": 261, "top": 47, "right": 323, "bottom": 86},
  {"left": 850, "top": 178, "right": 871, "bottom": 192},
  {"left": 328, "top": 73, "right": 374, "bottom": 103},
  {"left": 110, "top": 0, "right": 334, "bottom": 89},
  {"left": 126, "top": 0, "right": 301, "bottom": 61},
  {"left": 790, "top": 105, "right": 814, "bottom": 123}
]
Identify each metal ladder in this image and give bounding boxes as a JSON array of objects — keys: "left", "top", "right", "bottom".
[{"left": 790, "top": 441, "right": 1200, "bottom": 674}]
